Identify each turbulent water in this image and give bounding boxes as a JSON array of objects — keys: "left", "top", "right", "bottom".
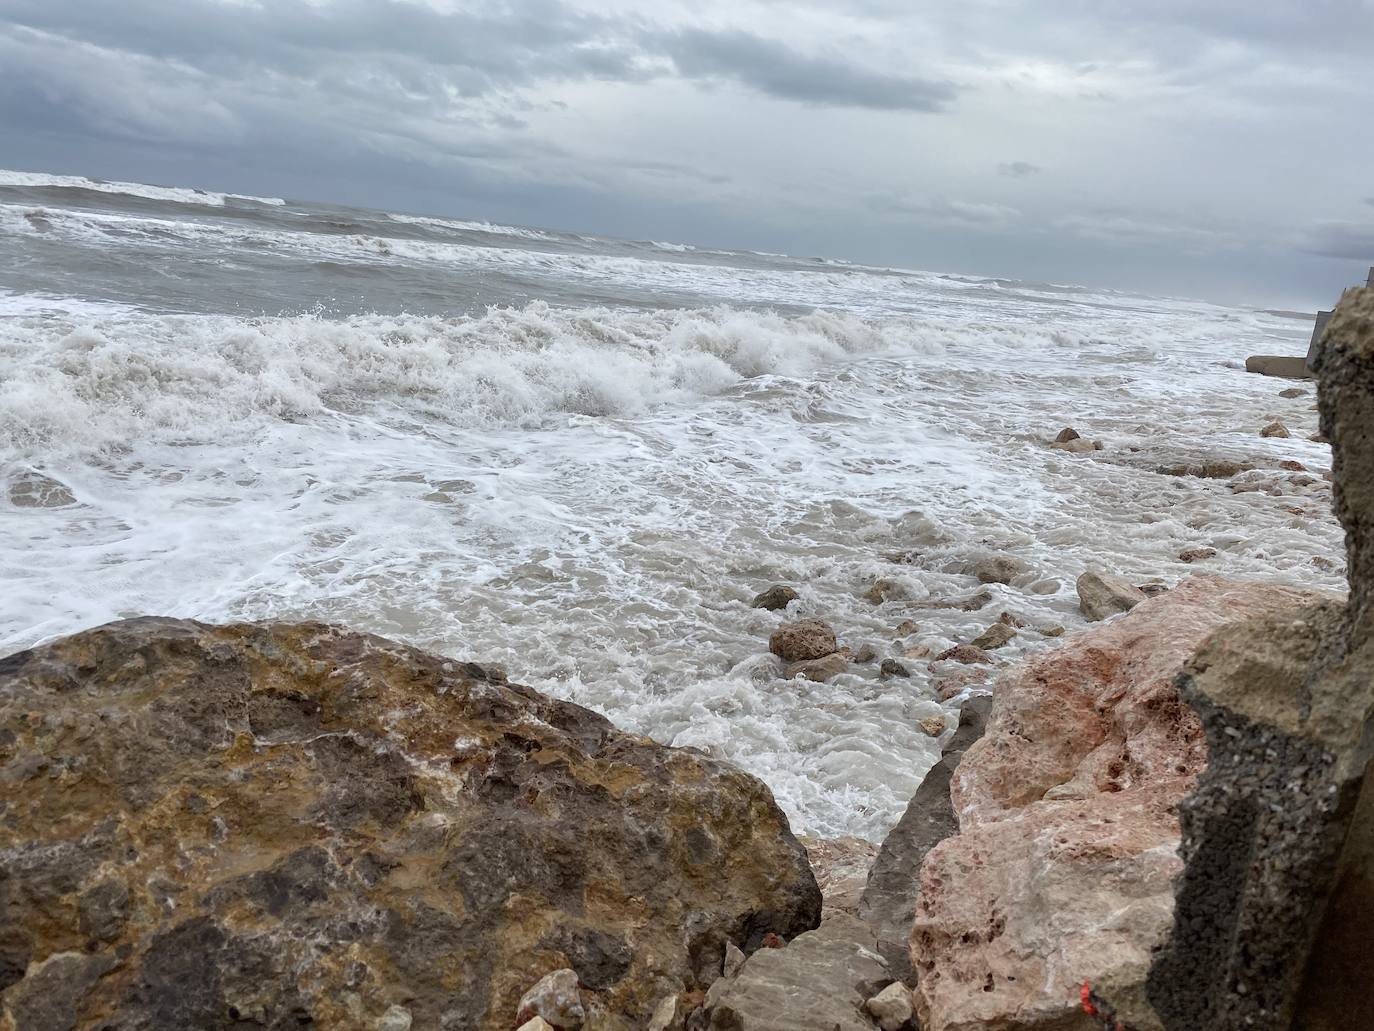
[{"left": 0, "top": 168, "right": 1343, "bottom": 839}]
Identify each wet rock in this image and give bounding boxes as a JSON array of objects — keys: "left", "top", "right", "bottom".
[
  {"left": 1037, "top": 625, "right": 1066, "bottom": 637},
  {"left": 901, "top": 644, "right": 932, "bottom": 659},
  {"left": 0, "top": 619, "right": 821, "bottom": 1030},
  {"left": 879, "top": 659, "right": 909, "bottom": 679},
  {"left": 1135, "top": 581, "right": 1169, "bottom": 598},
  {"left": 1279, "top": 387, "right": 1306, "bottom": 398},
  {"left": 918, "top": 715, "right": 946, "bottom": 737},
  {"left": 972, "top": 555, "right": 1029, "bottom": 585},
  {"left": 919, "top": 590, "right": 994, "bottom": 612},
  {"left": 517, "top": 968, "right": 585, "bottom": 1028},
  {"left": 1178, "top": 547, "right": 1216, "bottom": 563},
  {"left": 1145, "top": 284, "right": 1374, "bottom": 1030},
  {"left": 910, "top": 577, "right": 1330, "bottom": 1031},
  {"left": 705, "top": 915, "right": 891, "bottom": 1031},
  {"left": 996, "top": 611, "right": 1028, "bottom": 628},
  {"left": 1049, "top": 437, "right": 1101, "bottom": 453},
  {"left": 768, "top": 620, "right": 838, "bottom": 663},
  {"left": 1155, "top": 458, "right": 1254, "bottom": 479},
  {"left": 784, "top": 653, "right": 849, "bottom": 683},
  {"left": 1279, "top": 459, "right": 1307, "bottom": 471},
  {"left": 853, "top": 643, "right": 880, "bottom": 664},
  {"left": 1260, "top": 420, "right": 1291, "bottom": 438},
  {"left": 864, "top": 983, "right": 915, "bottom": 1031},
  {"left": 1053, "top": 427, "right": 1081, "bottom": 443},
  {"left": 893, "top": 619, "right": 920, "bottom": 637},
  {"left": 1076, "top": 570, "right": 1149, "bottom": 620},
  {"left": 751, "top": 585, "right": 799, "bottom": 611},
  {"left": 864, "top": 579, "right": 908, "bottom": 605},
  {"left": 800, "top": 837, "right": 878, "bottom": 919},
  {"left": 935, "top": 668, "right": 992, "bottom": 701},
  {"left": 860, "top": 697, "right": 992, "bottom": 979},
  {"left": 968, "top": 623, "right": 1016, "bottom": 651},
  {"left": 6, "top": 470, "right": 78, "bottom": 508},
  {"left": 934, "top": 644, "right": 991, "bottom": 665}
]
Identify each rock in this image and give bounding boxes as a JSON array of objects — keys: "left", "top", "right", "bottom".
[
  {"left": 1311, "top": 431, "right": 1330, "bottom": 443},
  {"left": 1156, "top": 458, "right": 1254, "bottom": 479},
  {"left": 996, "top": 611, "right": 1028, "bottom": 628},
  {"left": 933, "top": 644, "right": 990, "bottom": 665},
  {"left": 864, "top": 983, "right": 915, "bottom": 1031},
  {"left": 1076, "top": 570, "right": 1149, "bottom": 620},
  {"left": 784, "top": 653, "right": 849, "bottom": 683},
  {"left": 935, "top": 668, "right": 992, "bottom": 701},
  {"left": 0, "top": 619, "right": 821, "bottom": 1030},
  {"left": 1279, "top": 387, "right": 1306, "bottom": 398},
  {"left": 853, "top": 643, "right": 880, "bottom": 664},
  {"left": 769, "top": 620, "right": 838, "bottom": 662},
  {"left": 1245, "top": 355, "right": 1311, "bottom": 379},
  {"left": 918, "top": 715, "right": 946, "bottom": 737},
  {"left": 909, "top": 577, "right": 1330, "bottom": 1031},
  {"left": 723, "top": 942, "right": 747, "bottom": 980},
  {"left": 1135, "top": 581, "right": 1169, "bottom": 597},
  {"left": 1049, "top": 437, "right": 1101, "bottom": 453},
  {"left": 901, "top": 644, "right": 932, "bottom": 659},
  {"left": 972, "top": 555, "right": 1029, "bottom": 585},
  {"left": 705, "top": 915, "right": 891, "bottom": 1031},
  {"left": 893, "top": 619, "right": 920, "bottom": 637},
  {"left": 1179, "top": 547, "right": 1216, "bottom": 563},
  {"left": 646, "top": 995, "right": 681, "bottom": 1031},
  {"left": 751, "top": 585, "right": 799, "bottom": 611},
  {"left": 864, "top": 579, "right": 908, "bottom": 605},
  {"left": 860, "top": 697, "right": 992, "bottom": 978},
  {"left": 919, "top": 590, "right": 994, "bottom": 612},
  {"left": 800, "top": 837, "right": 879, "bottom": 919},
  {"left": 379, "top": 1004, "right": 414, "bottom": 1031},
  {"left": 1053, "top": 427, "right": 1081, "bottom": 443},
  {"left": 7, "top": 470, "right": 78, "bottom": 508},
  {"left": 1144, "top": 284, "right": 1374, "bottom": 1029},
  {"left": 1260, "top": 420, "right": 1291, "bottom": 438},
  {"left": 1037, "top": 625, "right": 1066, "bottom": 637},
  {"left": 879, "top": 659, "right": 909, "bottom": 678},
  {"left": 968, "top": 623, "right": 1016, "bottom": 650},
  {"left": 517, "top": 969, "right": 585, "bottom": 1028},
  {"left": 518, "top": 1019, "right": 558, "bottom": 1031}
]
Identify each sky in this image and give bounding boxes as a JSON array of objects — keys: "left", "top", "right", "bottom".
[{"left": 2, "top": 0, "right": 1373, "bottom": 308}]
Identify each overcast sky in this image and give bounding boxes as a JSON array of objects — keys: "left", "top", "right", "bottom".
[{"left": 3, "top": 0, "right": 1373, "bottom": 307}]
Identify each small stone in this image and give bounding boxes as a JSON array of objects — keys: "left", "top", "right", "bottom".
[
  {"left": 1039, "top": 625, "right": 1066, "bottom": 637},
  {"left": 864, "top": 578, "right": 908, "bottom": 604},
  {"left": 997, "top": 611, "right": 1029, "bottom": 628},
  {"left": 1260, "top": 421, "right": 1291, "bottom": 438},
  {"left": 1180, "top": 547, "right": 1217, "bottom": 563},
  {"left": 1279, "top": 387, "right": 1305, "bottom": 398},
  {"left": 751, "top": 585, "right": 799, "bottom": 611},
  {"left": 784, "top": 653, "right": 849, "bottom": 683},
  {"left": 919, "top": 715, "right": 947, "bottom": 737},
  {"left": 516, "top": 969, "right": 584, "bottom": 1029},
  {"left": 723, "top": 941, "right": 746, "bottom": 979},
  {"left": 646, "top": 995, "right": 679, "bottom": 1031},
  {"left": 894, "top": 619, "right": 921, "bottom": 636},
  {"left": 760, "top": 933, "right": 785, "bottom": 949},
  {"left": 1136, "top": 582, "right": 1170, "bottom": 598},
  {"left": 1050, "top": 438, "right": 1101, "bottom": 453},
  {"left": 902, "top": 644, "right": 933, "bottom": 659},
  {"left": 880, "top": 659, "right": 910, "bottom": 678},
  {"left": 1077, "top": 571, "right": 1149, "bottom": 621},
  {"left": 973, "top": 555, "right": 1029, "bottom": 585},
  {"left": 865, "top": 982, "right": 915, "bottom": 1031},
  {"left": 378, "top": 1005, "right": 413, "bottom": 1031},
  {"left": 935, "top": 644, "right": 992, "bottom": 665},
  {"left": 769, "top": 620, "right": 837, "bottom": 662},
  {"left": 969, "top": 623, "right": 1017, "bottom": 650},
  {"left": 854, "top": 643, "right": 880, "bottom": 663},
  {"left": 1054, "top": 427, "right": 1081, "bottom": 443}
]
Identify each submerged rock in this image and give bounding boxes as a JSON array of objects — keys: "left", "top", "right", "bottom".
[
  {"left": 1053, "top": 427, "right": 1081, "bottom": 443},
  {"left": 909, "top": 577, "right": 1330, "bottom": 1031},
  {"left": 1178, "top": 546, "right": 1216, "bottom": 563},
  {"left": 933, "top": 644, "right": 991, "bottom": 665},
  {"left": 968, "top": 623, "right": 1016, "bottom": 651},
  {"left": 751, "top": 585, "right": 800, "bottom": 611},
  {"left": 768, "top": 620, "right": 838, "bottom": 663},
  {"left": 1279, "top": 387, "right": 1306, "bottom": 398},
  {"left": 1260, "top": 420, "right": 1291, "bottom": 438},
  {"left": 0, "top": 619, "right": 821, "bottom": 1030},
  {"left": 971, "top": 555, "right": 1029, "bottom": 585},
  {"left": 1076, "top": 570, "right": 1149, "bottom": 620},
  {"left": 879, "top": 658, "right": 909, "bottom": 679},
  {"left": 784, "top": 653, "right": 849, "bottom": 683}
]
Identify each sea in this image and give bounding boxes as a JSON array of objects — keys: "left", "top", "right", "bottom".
[{"left": 0, "top": 168, "right": 1343, "bottom": 840}]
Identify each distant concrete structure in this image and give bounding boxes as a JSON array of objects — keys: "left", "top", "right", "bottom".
[
  {"left": 1307, "top": 309, "right": 1334, "bottom": 369},
  {"left": 1249, "top": 266, "right": 1372, "bottom": 380}
]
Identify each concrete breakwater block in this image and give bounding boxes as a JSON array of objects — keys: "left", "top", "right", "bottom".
[{"left": 1245, "top": 355, "right": 1312, "bottom": 379}]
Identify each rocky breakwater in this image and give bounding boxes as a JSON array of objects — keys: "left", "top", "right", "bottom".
[
  {"left": 1145, "top": 284, "right": 1374, "bottom": 1029},
  {"left": 0, "top": 618, "right": 821, "bottom": 1030},
  {"left": 907, "top": 575, "right": 1331, "bottom": 1031}
]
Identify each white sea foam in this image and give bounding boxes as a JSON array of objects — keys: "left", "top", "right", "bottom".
[
  {"left": 386, "top": 211, "right": 560, "bottom": 242},
  {"left": 0, "top": 169, "right": 285, "bottom": 207}
]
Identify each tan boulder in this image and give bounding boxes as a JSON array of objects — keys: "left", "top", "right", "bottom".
[
  {"left": 769, "top": 620, "right": 838, "bottom": 662},
  {"left": 1260, "top": 420, "right": 1291, "bottom": 438},
  {"left": 784, "top": 653, "right": 849, "bottom": 683},
  {"left": 1076, "top": 570, "right": 1148, "bottom": 620},
  {"left": 909, "top": 577, "right": 1332, "bottom": 1031}
]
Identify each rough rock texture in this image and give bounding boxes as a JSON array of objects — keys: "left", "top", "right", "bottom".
[
  {"left": 972, "top": 556, "right": 1029, "bottom": 586},
  {"left": 1076, "top": 571, "right": 1149, "bottom": 620},
  {"left": 933, "top": 645, "right": 990, "bottom": 665},
  {"left": 768, "top": 620, "right": 838, "bottom": 663},
  {"left": 0, "top": 619, "right": 821, "bottom": 1030},
  {"left": 801, "top": 837, "right": 880, "bottom": 919},
  {"left": 879, "top": 659, "right": 909, "bottom": 679},
  {"left": 859, "top": 698, "right": 992, "bottom": 981},
  {"left": 1049, "top": 438, "right": 1101, "bottom": 454},
  {"left": 783, "top": 653, "right": 849, "bottom": 683},
  {"left": 516, "top": 968, "right": 585, "bottom": 1028},
  {"left": 705, "top": 915, "right": 890, "bottom": 1031},
  {"left": 751, "top": 586, "right": 799, "bottom": 612},
  {"left": 864, "top": 983, "right": 915, "bottom": 1031},
  {"left": 1260, "top": 420, "right": 1291, "bottom": 438},
  {"left": 968, "top": 624, "right": 1016, "bottom": 651},
  {"left": 1146, "top": 285, "right": 1374, "bottom": 1030},
  {"left": 1054, "top": 427, "right": 1081, "bottom": 443},
  {"left": 1155, "top": 458, "right": 1254, "bottom": 479},
  {"left": 1279, "top": 387, "right": 1306, "bottom": 398},
  {"left": 908, "top": 578, "right": 1330, "bottom": 1031},
  {"left": 1178, "top": 547, "right": 1216, "bottom": 563}
]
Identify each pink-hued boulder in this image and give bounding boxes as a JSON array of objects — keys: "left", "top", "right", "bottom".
[{"left": 909, "top": 576, "right": 1337, "bottom": 1031}]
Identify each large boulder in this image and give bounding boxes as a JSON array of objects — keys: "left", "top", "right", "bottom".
[
  {"left": 1076, "top": 570, "right": 1149, "bottom": 621},
  {"left": 908, "top": 577, "right": 1332, "bottom": 1031},
  {"left": 768, "top": 620, "right": 838, "bottom": 663},
  {"left": 1146, "top": 285, "right": 1374, "bottom": 1029},
  {"left": 0, "top": 618, "right": 821, "bottom": 1030}
]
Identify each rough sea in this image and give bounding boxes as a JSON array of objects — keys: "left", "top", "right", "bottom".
[{"left": 0, "top": 168, "right": 1343, "bottom": 840}]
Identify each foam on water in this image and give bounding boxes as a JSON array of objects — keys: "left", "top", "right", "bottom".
[{"left": 0, "top": 169, "right": 286, "bottom": 207}]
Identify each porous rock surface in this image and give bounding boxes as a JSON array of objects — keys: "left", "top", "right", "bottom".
[
  {"left": 0, "top": 618, "right": 821, "bottom": 1030},
  {"left": 908, "top": 577, "right": 1332, "bottom": 1031},
  {"left": 768, "top": 620, "right": 838, "bottom": 663}
]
